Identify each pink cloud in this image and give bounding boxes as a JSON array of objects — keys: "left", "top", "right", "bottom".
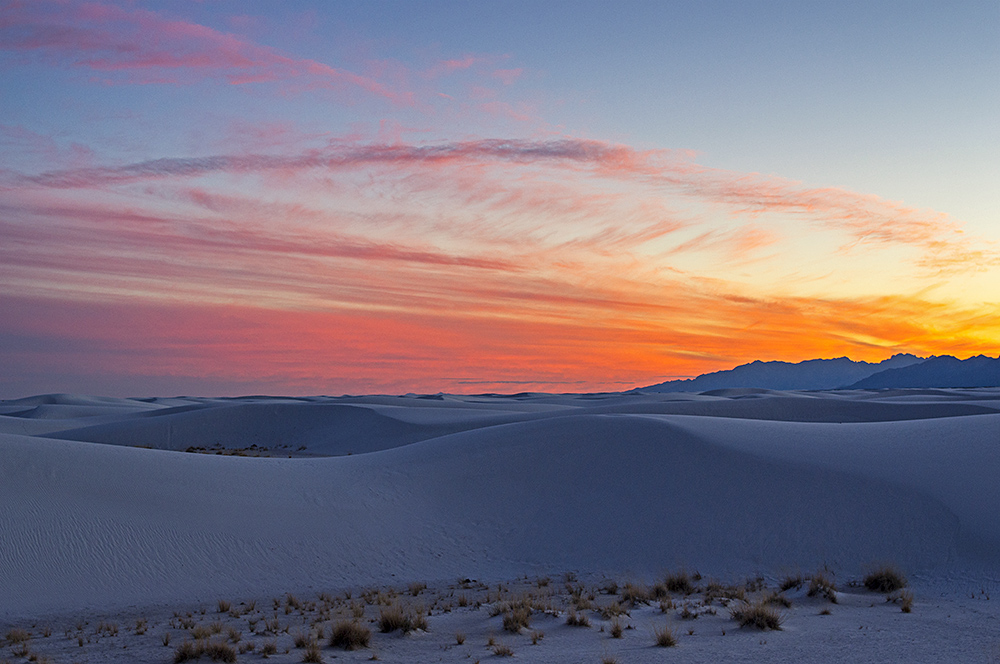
[
  {"left": 0, "top": 1, "right": 411, "bottom": 103},
  {"left": 493, "top": 68, "right": 523, "bottom": 85}
]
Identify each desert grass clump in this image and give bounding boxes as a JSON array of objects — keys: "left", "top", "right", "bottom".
[
  {"left": 609, "top": 617, "right": 624, "bottom": 638},
  {"left": 653, "top": 624, "right": 677, "bottom": 647},
  {"left": 764, "top": 590, "right": 792, "bottom": 608},
  {"left": 664, "top": 571, "right": 694, "bottom": 595},
  {"left": 330, "top": 620, "right": 371, "bottom": 650},
  {"left": 5, "top": 628, "right": 30, "bottom": 644},
  {"left": 864, "top": 565, "right": 907, "bottom": 593},
  {"left": 807, "top": 570, "right": 838, "bottom": 603},
  {"left": 409, "top": 581, "right": 427, "bottom": 596},
  {"left": 455, "top": 632, "right": 466, "bottom": 645},
  {"left": 162, "top": 632, "right": 172, "bottom": 647},
  {"left": 302, "top": 642, "right": 323, "bottom": 663},
  {"left": 204, "top": 641, "right": 238, "bottom": 662},
  {"left": 565, "top": 610, "right": 590, "bottom": 627},
  {"left": 779, "top": 574, "right": 803, "bottom": 592},
  {"left": 896, "top": 590, "right": 914, "bottom": 613},
  {"left": 492, "top": 641, "right": 514, "bottom": 656},
  {"left": 501, "top": 606, "right": 531, "bottom": 633},
  {"left": 619, "top": 582, "right": 649, "bottom": 605},
  {"left": 730, "top": 600, "right": 783, "bottom": 631},
  {"left": 217, "top": 599, "right": 231, "bottom": 613},
  {"left": 173, "top": 640, "right": 203, "bottom": 662},
  {"left": 378, "top": 604, "right": 427, "bottom": 634}
]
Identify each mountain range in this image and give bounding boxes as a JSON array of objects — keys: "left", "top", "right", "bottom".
[{"left": 640, "top": 354, "right": 1000, "bottom": 392}]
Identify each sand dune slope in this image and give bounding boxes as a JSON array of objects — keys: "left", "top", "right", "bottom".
[{"left": 1, "top": 403, "right": 981, "bottom": 617}]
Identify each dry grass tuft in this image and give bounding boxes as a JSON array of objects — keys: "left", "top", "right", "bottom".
[
  {"left": 730, "top": 600, "right": 783, "bottom": 630},
  {"left": 864, "top": 565, "right": 907, "bottom": 593},
  {"left": 565, "top": 610, "right": 590, "bottom": 627},
  {"left": 5, "top": 628, "right": 30, "bottom": 644},
  {"left": 609, "top": 617, "right": 624, "bottom": 638},
  {"left": 492, "top": 641, "right": 514, "bottom": 656},
  {"left": 455, "top": 632, "right": 465, "bottom": 645},
  {"left": 653, "top": 623, "right": 677, "bottom": 647},
  {"left": 664, "top": 570, "right": 695, "bottom": 594},
  {"left": 217, "top": 599, "right": 230, "bottom": 613},
  {"left": 378, "top": 605, "right": 427, "bottom": 634},
  {"left": 780, "top": 574, "right": 803, "bottom": 591},
  {"left": 330, "top": 620, "right": 371, "bottom": 650},
  {"left": 807, "top": 570, "right": 837, "bottom": 603},
  {"left": 302, "top": 642, "right": 323, "bottom": 663}
]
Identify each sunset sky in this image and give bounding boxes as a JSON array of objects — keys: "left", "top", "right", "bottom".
[{"left": 1, "top": 0, "right": 998, "bottom": 397}]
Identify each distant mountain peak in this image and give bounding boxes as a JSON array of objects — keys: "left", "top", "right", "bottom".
[{"left": 639, "top": 353, "right": 945, "bottom": 392}]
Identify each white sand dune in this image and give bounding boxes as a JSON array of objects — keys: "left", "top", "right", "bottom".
[{"left": 2, "top": 388, "right": 999, "bottom": 622}]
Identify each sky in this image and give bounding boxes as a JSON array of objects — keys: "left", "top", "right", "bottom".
[{"left": 1, "top": 0, "right": 998, "bottom": 397}]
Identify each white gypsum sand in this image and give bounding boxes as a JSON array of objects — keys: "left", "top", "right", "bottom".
[{"left": 1, "top": 389, "right": 999, "bottom": 662}]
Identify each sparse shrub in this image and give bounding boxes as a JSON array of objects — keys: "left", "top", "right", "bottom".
[
  {"left": 204, "top": 640, "right": 237, "bottom": 662},
  {"left": 492, "top": 641, "right": 514, "bottom": 656},
  {"left": 501, "top": 606, "right": 531, "bottom": 633},
  {"left": 664, "top": 571, "right": 693, "bottom": 595},
  {"left": 530, "top": 630, "right": 544, "bottom": 644},
  {"left": 173, "top": 640, "right": 203, "bottom": 663},
  {"left": 678, "top": 605, "right": 698, "bottom": 620},
  {"left": 602, "top": 656, "right": 618, "bottom": 664},
  {"left": 162, "top": 632, "right": 171, "bottom": 646},
  {"left": 239, "top": 642, "right": 255, "bottom": 654},
  {"left": 610, "top": 617, "right": 624, "bottom": 638},
  {"left": 134, "top": 619, "right": 147, "bottom": 635},
  {"left": 565, "top": 610, "right": 590, "bottom": 627},
  {"left": 730, "top": 600, "right": 783, "bottom": 630},
  {"left": 455, "top": 632, "right": 465, "bottom": 645},
  {"left": 217, "top": 599, "right": 231, "bottom": 613},
  {"left": 191, "top": 625, "right": 212, "bottom": 640},
  {"left": 6, "top": 629, "right": 30, "bottom": 644},
  {"left": 659, "top": 598, "right": 674, "bottom": 613},
  {"left": 457, "top": 594, "right": 469, "bottom": 607},
  {"left": 819, "top": 608, "right": 832, "bottom": 615},
  {"left": 654, "top": 624, "right": 677, "bottom": 647},
  {"left": 261, "top": 640, "right": 278, "bottom": 656},
  {"left": 864, "top": 566, "right": 907, "bottom": 593},
  {"left": 899, "top": 590, "right": 914, "bottom": 613},
  {"left": 807, "top": 571, "right": 837, "bottom": 603},
  {"left": 764, "top": 590, "right": 792, "bottom": 608},
  {"left": 409, "top": 581, "right": 427, "bottom": 596},
  {"left": 227, "top": 627, "right": 241, "bottom": 643},
  {"left": 330, "top": 620, "right": 371, "bottom": 650},
  {"left": 302, "top": 642, "right": 323, "bottom": 663},
  {"left": 619, "top": 583, "right": 649, "bottom": 605},
  {"left": 780, "top": 574, "right": 803, "bottom": 592}
]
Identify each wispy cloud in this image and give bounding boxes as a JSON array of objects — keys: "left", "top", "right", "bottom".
[
  {"left": 6, "top": 136, "right": 993, "bottom": 272},
  {"left": 0, "top": 1, "right": 411, "bottom": 102}
]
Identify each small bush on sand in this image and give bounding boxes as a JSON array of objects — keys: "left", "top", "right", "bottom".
[
  {"left": 565, "top": 610, "right": 590, "bottom": 627},
  {"left": 664, "top": 571, "right": 694, "bottom": 594},
  {"left": 779, "top": 574, "right": 803, "bottom": 592},
  {"left": 302, "top": 642, "right": 323, "bottom": 663},
  {"left": 173, "top": 640, "right": 202, "bottom": 662},
  {"left": 730, "top": 601, "right": 783, "bottom": 630},
  {"left": 6, "top": 629, "right": 30, "bottom": 644},
  {"left": 217, "top": 600, "right": 230, "bottom": 613},
  {"left": 653, "top": 624, "right": 677, "bottom": 647},
  {"left": 492, "top": 641, "right": 514, "bottom": 656},
  {"left": 502, "top": 606, "right": 531, "bottom": 633},
  {"left": 807, "top": 570, "right": 837, "bottom": 603},
  {"left": 898, "top": 590, "right": 914, "bottom": 613},
  {"left": 203, "top": 641, "right": 237, "bottom": 662},
  {"left": 764, "top": 590, "right": 792, "bottom": 608},
  {"left": 330, "top": 621, "right": 371, "bottom": 650},
  {"left": 378, "top": 605, "right": 427, "bottom": 633},
  {"left": 610, "top": 617, "right": 624, "bottom": 638},
  {"left": 864, "top": 565, "right": 907, "bottom": 593}
]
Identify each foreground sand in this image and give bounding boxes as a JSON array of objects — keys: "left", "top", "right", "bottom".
[{"left": 2, "top": 388, "right": 999, "bottom": 661}]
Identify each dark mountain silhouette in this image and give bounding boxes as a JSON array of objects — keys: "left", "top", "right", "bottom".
[
  {"left": 847, "top": 355, "right": 1000, "bottom": 389},
  {"left": 640, "top": 354, "right": 924, "bottom": 392}
]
